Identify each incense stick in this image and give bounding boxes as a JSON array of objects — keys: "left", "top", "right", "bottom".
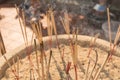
[
  {"left": 107, "top": 8, "right": 112, "bottom": 48},
  {"left": 0, "top": 30, "right": 6, "bottom": 55},
  {"left": 47, "top": 11, "right": 53, "bottom": 49},
  {"left": 114, "top": 25, "right": 120, "bottom": 45},
  {"left": 34, "top": 39, "right": 41, "bottom": 80},
  {"left": 40, "top": 41, "right": 45, "bottom": 80},
  {"left": 85, "top": 59, "right": 90, "bottom": 80},
  {"left": 64, "top": 11, "right": 70, "bottom": 36},
  {"left": 61, "top": 48, "right": 65, "bottom": 60},
  {"left": 17, "top": 56, "right": 20, "bottom": 80},
  {"left": 30, "top": 69, "right": 32, "bottom": 80},
  {"left": 12, "top": 58, "right": 16, "bottom": 75},
  {"left": 46, "top": 50, "right": 52, "bottom": 80},
  {"left": 66, "top": 62, "right": 71, "bottom": 80}
]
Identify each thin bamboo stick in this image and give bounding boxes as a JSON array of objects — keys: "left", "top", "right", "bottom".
[
  {"left": 61, "top": 48, "right": 65, "bottom": 60},
  {"left": 30, "top": 32, "right": 34, "bottom": 46},
  {"left": 74, "top": 65, "right": 78, "bottom": 80},
  {"left": 47, "top": 11, "right": 53, "bottom": 49},
  {"left": 12, "top": 58, "right": 16, "bottom": 75},
  {"left": 85, "top": 59, "right": 90, "bottom": 80},
  {"left": 0, "top": 31, "right": 6, "bottom": 55},
  {"left": 60, "top": 16, "right": 67, "bottom": 33},
  {"left": 64, "top": 12, "right": 70, "bottom": 35},
  {"left": 66, "top": 62, "right": 71, "bottom": 80},
  {"left": 114, "top": 25, "right": 120, "bottom": 45},
  {"left": 34, "top": 39, "right": 41, "bottom": 80},
  {"left": 17, "top": 56, "right": 20, "bottom": 80},
  {"left": 46, "top": 50, "right": 52, "bottom": 80},
  {"left": 93, "top": 67, "right": 99, "bottom": 79},
  {"left": 40, "top": 41, "right": 45, "bottom": 80},
  {"left": 66, "top": 62, "right": 71, "bottom": 74},
  {"left": 107, "top": 8, "right": 112, "bottom": 48},
  {"left": 30, "top": 69, "right": 32, "bottom": 80}
]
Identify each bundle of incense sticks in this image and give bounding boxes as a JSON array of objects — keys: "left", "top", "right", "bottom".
[
  {"left": 21, "top": 10, "right": 28, "bottom": 45},
  {"left": 15, "top": 5, "right": 35, "bottom": 71},
  {"left": 61, "top": 11, "right": 79, "bottom": 80},
  {"left": 31, "top": 21, "right": 43, "bottom": 43},
  {"left": 15, "top": 4, "right": 29, "bottom": 47},
  {"left": 60, "top": 11, "right": 70, "bottom": 38}
]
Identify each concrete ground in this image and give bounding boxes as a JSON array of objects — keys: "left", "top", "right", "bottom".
[{"left": 0, "top": 4, "right": 33, "bottom": 54}]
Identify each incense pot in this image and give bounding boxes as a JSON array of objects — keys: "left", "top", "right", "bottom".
[{"left": 0, "top": 35, "right": 120, "bottom": 79}]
